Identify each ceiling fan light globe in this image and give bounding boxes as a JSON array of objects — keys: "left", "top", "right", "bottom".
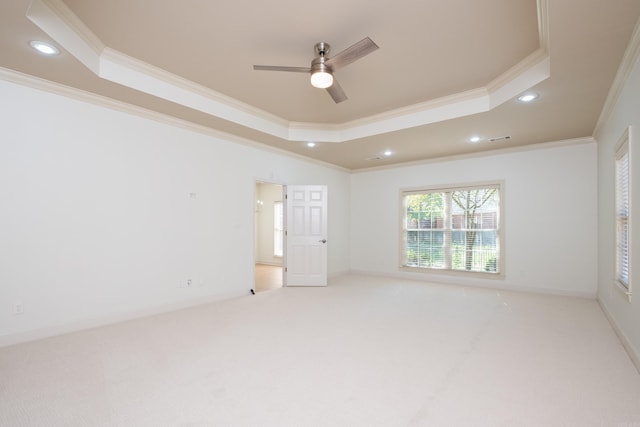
[{"left": 310, "top": 71, "right": 333, "bottom": 88}]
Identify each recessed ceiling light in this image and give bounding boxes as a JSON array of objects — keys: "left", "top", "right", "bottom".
[
  {"left": 306, "top": 142, "right": 316, "bottom": 148},
  {"left": 383, "top": 150, "right": 393, "bottom": 156},
  {"left": 469, "top": 136, "right": 482, "bottom": 143},
  {"left": 517, "top": 93, "right": 538, "bottom": 103},
  {"left": 29, "top": 40, "right": 59, "bottom": 56}
]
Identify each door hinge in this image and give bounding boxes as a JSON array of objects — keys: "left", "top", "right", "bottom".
[{"left": 285, "top": 267, "right": 287, "bottom": 272}]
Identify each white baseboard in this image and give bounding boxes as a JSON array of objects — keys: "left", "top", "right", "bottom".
[
  {"left": 329, "top": 270, "right": 350, "bottom": 280},
  {"left": 348, "top": 269, "right": 597, "bottom": 299},
  {"left": 597, "top": 298, "right": 640, "bottom": 374},
  {"left": 255, "top": 261, "right": 283, "bottom": 267},
  {"left": 0, "top": 290, "right": 247, "bottom": 348}
]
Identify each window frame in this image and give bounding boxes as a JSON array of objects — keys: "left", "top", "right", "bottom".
[
  {"left": 614, "top": 127, "right": 632, "bottom": 300},
  {"left": 400, "top": 181, "right": 505, "bottom": 278},
  {"left": 273, "top": 201, "right": 284, "bottom": 258}
]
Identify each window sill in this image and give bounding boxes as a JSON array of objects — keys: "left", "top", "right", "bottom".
[
  {"left": 400, "top": 265, "right": 505, "bottom": 280},
  {"left": 614, "top": 280, "right": 632, "bottom": 302}
]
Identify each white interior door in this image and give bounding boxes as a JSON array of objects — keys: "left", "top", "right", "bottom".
[{"left": 285, "top": 185, "right": 328, "bottom": 286}]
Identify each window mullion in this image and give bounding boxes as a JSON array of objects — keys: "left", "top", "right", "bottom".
[
  {"left": 444, "top": 192, "right": 452, "bottom": 269},
  {"left": 402, "top": 184, "right": 501, "bottom": 275}
]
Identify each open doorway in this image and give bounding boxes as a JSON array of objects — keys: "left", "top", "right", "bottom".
[{"left": 254, "top": 182, "right": 284, "bottom": 292}]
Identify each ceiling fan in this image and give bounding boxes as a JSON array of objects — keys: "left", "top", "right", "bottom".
[{"left": 253, "top": 37, "right": 379, "bottom": 103}]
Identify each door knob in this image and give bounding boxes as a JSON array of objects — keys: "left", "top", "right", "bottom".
[{"left": 319, "top": 239, "right": 327, "bottom": 243}]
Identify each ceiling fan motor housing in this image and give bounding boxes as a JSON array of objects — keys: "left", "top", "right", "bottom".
[
  {"left": 311, "top": 56, "right": 331, "bottom": 74},
  {"left": 314, "top": 42, "right": 330, "bottom": 57}
]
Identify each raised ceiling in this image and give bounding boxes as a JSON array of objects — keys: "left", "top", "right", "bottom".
[{"left": 2, "top": 0, "right": 640, "bottom": 170}]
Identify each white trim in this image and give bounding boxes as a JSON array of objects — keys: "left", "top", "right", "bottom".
[
  {"left": 486, "top": 48, "right": 550, "bottom": 108},
  {"left": 594, "top": 18, "right": 640, "bottom": 140},
  {"left": 0, "top": 67, "right": 350, "bottom": 174},
  {"left": 0, "top": 291, "right": 247, "bottom": 348},
  {"left": 328, "top": 270, "right": 351, "bottom": 280},
  {"left": 400, "top": 183, "right": 504, "bottom": 276},
  {"left": 25, "top": 0, "right": 104, "bottom": 73},
  {"left": 613, "top": 279, "right": 632, "bottom": 301},
  {"left": 614, "top": 127, "right": 632, "bottom": 301},
  {"left": 99, "top": 47, "right": 291, "bottom": 139},
  {"left": 255, "top": 261, "right": 283, "bottom": 267},
  {"left": 597, "top": 298, "right": 640, "bottom": 374},
  {"left": 26, "top": 0, "right": 550, "bottom": 144},
  {"left": 349, "top": 269, "right": 597, "bottom": 299},
  {"left": 536, "top": 0, "right": 550, "bottom": 51},
  {"left": 353, "top": 137, "right": 596, "bottom": 174},
  {"left": 0, "top": 66, "right": 593, "bottom": 174}
]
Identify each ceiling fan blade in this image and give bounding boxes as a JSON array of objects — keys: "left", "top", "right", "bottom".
[
  {"left": 326, "top": 79, "right": 347, "bottom": 103},
  {"left": 325, "top": 37, "right": 379, "bottom": 70},
  {"left": 253, "top": 65, "right": 311, "bottom": 73}
]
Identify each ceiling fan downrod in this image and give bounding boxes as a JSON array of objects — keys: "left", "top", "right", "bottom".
[{"left": 315, "top": 42, "right": 330, "bottom": 57}]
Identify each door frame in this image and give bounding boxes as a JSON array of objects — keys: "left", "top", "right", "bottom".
[
  {"left": 254, "top": 180, "right": 286, "bottom": 288},
  {"left": 253, "top": 181, "right": 329, "bottom": 289}
]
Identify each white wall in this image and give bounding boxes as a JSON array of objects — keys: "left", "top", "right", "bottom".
[
  {"left": 255, "top": 182, "right": 283, "bottom": 265},
  {"left": 595, "top": 41, "right": 640, "bottom": 368},
  {"left": 0, "top": 78, "right": 350, "bottom": 346},
  {"left": 350, "top": 141, "right": 598, "bottom": 296}
]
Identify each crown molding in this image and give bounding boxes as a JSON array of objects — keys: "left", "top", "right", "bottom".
[
  {"left": 487, "top": 48, "right": 549, "bottom": 108},
  {"left": 26, "top": 0, "right": 550, "bottom": 145},
  {"left": 26, "top": 0, "right": 104, "bottom": 73},
  {"left": 537, "top": 0, "right": 550, "bottom": 50},
  {"left": 0, "top": 67, "right": 350, "bottom": 173},
  {"left": 1, "top": 62, "right": 578, "bottom": 175},
  {"left": 99, "top": 48, "right": 291, "bottom": 139},
  {"left": 289, "top": 45, "right": 550, "bottom": 142},
  {"left": 594, "top": 17, "right": 640, "bottom": 140},
  {"left": 352, "top": 137, "right": 596, "bottom": 174}
]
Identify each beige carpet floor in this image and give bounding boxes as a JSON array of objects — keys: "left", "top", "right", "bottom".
[{"left": 1, "top": 275, "right": 639, "bottom": 426}]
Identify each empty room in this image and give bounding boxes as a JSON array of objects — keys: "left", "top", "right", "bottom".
[{"left": 2, "top": 0, "right": 640, "bottom": 425}]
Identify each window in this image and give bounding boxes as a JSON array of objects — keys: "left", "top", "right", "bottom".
[
  {"left": 402, "top": 184, "right": 501, "bottom": 274},
  {"left": 615, "top": 131, "right": 630, "bottom": 294},
  {"left": 274, "top": 201, "right": 284, "bottom": 257}
]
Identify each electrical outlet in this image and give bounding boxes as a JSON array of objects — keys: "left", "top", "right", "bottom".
[{"left": 13, "top": 303, "right": 24, "bottom": 315}]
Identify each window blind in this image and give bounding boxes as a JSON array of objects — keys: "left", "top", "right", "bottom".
[
  {"left": 615, "top": 141, "right": 630, "bottom": 289},
  {"left": 402, "top": 184, "right": 501, "bottom": 274}
]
